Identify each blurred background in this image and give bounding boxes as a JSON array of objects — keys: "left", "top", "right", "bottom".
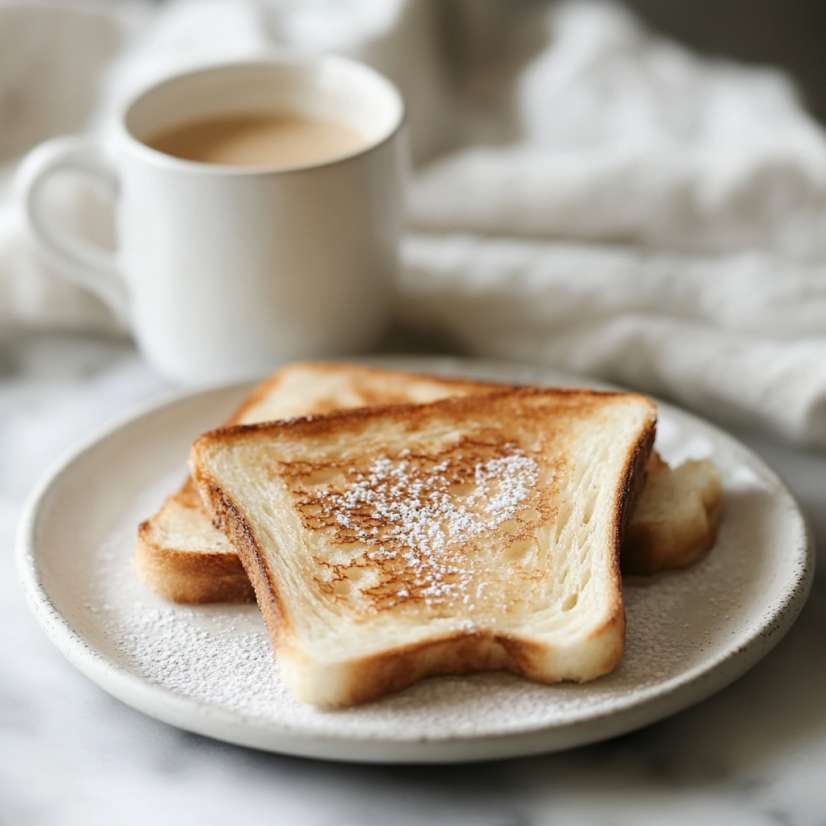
[
  {"left": 626, "top": 1, "right": 826, "bottom": 121},
  {"left": 3, "top": 0, "right": 826, "bottom": 447}
]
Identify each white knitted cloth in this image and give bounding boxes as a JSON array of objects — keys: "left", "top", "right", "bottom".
[{"left": 3, "top": 0, "right": 826, "bottom": 445}]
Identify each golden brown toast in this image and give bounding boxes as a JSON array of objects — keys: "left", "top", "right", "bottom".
[
  {"left": 625, "top": 452, "right": 722, "bottom": 574},
  {"left": 136, "top": 363, "right": 722, "bottom": 602},
  {"left": 191, "top": 388, "right": 657, "bottom": 706}
]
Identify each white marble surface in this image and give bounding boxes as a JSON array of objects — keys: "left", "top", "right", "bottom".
[{"left": 2, "top": 333, "right": 825, "bottom": 826}]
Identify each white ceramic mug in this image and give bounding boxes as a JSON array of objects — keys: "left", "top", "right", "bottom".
[{"left": 17, "top": 58, "right": 405, "bottom": 383}]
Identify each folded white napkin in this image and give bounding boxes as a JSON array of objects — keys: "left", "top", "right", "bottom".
[{"left": 3, "top": 0, "right": 826, "bottom": 447}]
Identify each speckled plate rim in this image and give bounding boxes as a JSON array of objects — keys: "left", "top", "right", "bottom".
[{"left": 16, "top": 357, "right": 814, "bottom": 763}]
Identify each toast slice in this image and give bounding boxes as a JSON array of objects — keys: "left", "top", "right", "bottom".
[
  {"left": 137, "top": 363, "right": 722, "bottom": 602},
  {"left": 191, "top": 388, "right": 657, "bottom": 706},
  {"left": 624, "top": 453, "right": 722, "bottom": 574}
]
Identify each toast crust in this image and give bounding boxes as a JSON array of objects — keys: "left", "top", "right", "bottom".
[
  {"left": 135, "top": 479, "right": 255, "bottom": 603},
  {"left": 228, "top": 362, "right": 509, "bottom": 420},
  {"left": 135, "top": 523, "right": 255, "bottom": 604},
  {"left": 584, "top": 403, "right": 656, "bottom": 649},
  {"left": 191, "top": 388, "right": 657, "bottom": 706},
  {"left": 205, "top": 385, "right": 646, "bottom": 442}
]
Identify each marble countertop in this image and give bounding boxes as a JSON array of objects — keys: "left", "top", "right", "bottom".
[{"left": 2, "top": 333, "right": 825, "bottom": 826}]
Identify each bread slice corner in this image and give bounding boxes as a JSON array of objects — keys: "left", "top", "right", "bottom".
[{"left": 135, "top": 480, "right": 254, "bottom": 603}]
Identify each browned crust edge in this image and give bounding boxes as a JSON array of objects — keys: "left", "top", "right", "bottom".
[
  {"left": 584, "top": 405, "right": 658, "bottom": 649},
  {"left": 191, "top": 389, "right": 657, "bottom": 706},
  {"left": 622, "top": 492, "right": 723, "bottom": 576},
  {"left": 195, "top": 386, "right": 649, "bottom": 447},
  {"left": 192, "top": 478, "right": 288, "bottom": 652},
  {"left": 232, "top": 362, "right": 519, "bottom": 425},
  {"left": 135, "top": 518, "right": 253, "bottom": 604}
]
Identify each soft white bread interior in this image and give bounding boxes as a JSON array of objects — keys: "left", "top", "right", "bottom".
[{"left": 191, "top": 388, "right": 657, "bottom": 707}]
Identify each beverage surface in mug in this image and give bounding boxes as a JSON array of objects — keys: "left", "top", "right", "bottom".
[{"left": 146, "top": 112, "right": 368, "bottom": 168}]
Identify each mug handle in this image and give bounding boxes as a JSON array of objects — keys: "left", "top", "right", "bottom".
[{"left": 17, "top": 136, "right": 129, "bottom": 324}]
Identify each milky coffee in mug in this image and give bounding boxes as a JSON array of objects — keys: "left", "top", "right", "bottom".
[
  {"left": 146, "top": 112, "right": 369, "bottom": 168},
  {"left": 18, "top": 59, "right": 405, "bottom": 383}
]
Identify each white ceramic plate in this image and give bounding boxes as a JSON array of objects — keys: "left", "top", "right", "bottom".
[{"left": 17, "top": 357, "right": 813, "bottom": 763}]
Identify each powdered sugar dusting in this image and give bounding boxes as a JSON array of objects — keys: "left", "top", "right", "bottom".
[
  {"left": 113, "top": 606, "right": 283, "bottom": 717},
  {"left": 335, "top": 449, "right": 538, "bottom": 554},
  {"left": 291, "top": 442, "right": 540, "bottom": 609}
]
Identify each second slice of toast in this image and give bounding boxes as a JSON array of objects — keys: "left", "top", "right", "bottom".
[{"left": 191, "top": 388, "right": 657, "bottom": 706}]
